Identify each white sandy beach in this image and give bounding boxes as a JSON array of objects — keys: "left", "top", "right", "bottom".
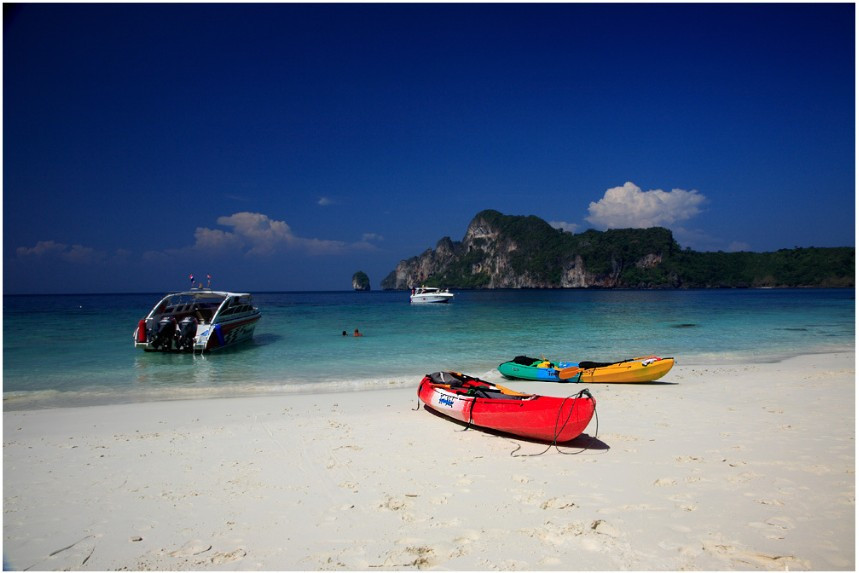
[{"left": 3, "top": 352, "right": 854, "bottom": 571}]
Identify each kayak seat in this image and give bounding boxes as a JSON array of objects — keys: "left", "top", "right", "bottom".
[
  {"left": 428, "top": 371, "right": 462, "bottom": 384},
  {"left": 578, "top": 361, "right": 613, "bottom": 369},
  {"left": 578, "top": 358, "right": 634, "bottom": 369},
  {"left": 465, "top": 387, "right": 524, "bottom": 400},
  {"left": 426, "top": 372, "right": 526, "bottom": 400},
  {"left": 512, "top": 355, "right": 541, "bottom": 366}
]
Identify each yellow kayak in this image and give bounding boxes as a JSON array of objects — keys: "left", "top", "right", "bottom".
[{"left": 573, "top": 356, "right": 674, "bottom": 383}]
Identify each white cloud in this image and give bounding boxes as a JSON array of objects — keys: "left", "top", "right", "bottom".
[
  {"left": 17, "top": 240, "right": 67, "bottom": 258},
  {"left": 189, "top": 212, "right": 353, "bottom": 256},
  {"left": 16, "top": 240, "right": 105, "bottom": 264},
  {"left": 549, "top": 221, "right": 579, "bottom": 234},
  {"left": 22, "top": 212, "right": 374, "bottom": 271},
  {"left": 214, "top": 212, "right": 292, "bottom": 255},
  {"left": 192, "top": 227, "right": 244, "bottom": 251},
  {"left": 348, "top": 232, "right": 383, "bottom": 253},
  {"left": 318, "top": 197, "right": 334, "bottom": 206},
  {"left": 295, "top": 236, "right": 352, "bottom": 255},
  {"left": 586, "top": 182, "right": 707, "bottom": 229}
]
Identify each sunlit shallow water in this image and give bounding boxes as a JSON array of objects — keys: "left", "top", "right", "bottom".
[{"left": 4, "top": 289, "right": 854, "bottom": 410}]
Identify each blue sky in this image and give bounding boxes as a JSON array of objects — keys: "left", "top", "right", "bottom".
[{"left": 4, "top": 3, "right": 855, "bottom": 293}]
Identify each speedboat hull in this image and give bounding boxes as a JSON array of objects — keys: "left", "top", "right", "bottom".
[
  {"left": 410, "top": 286, "right": 454, "bottom": 304},
  {"left": 410, "top": 294, "right": 453, "bottom": 304},
  {"left": 133, "top": 289, "right": 261, "bottom": 353},
  {"left": 418, "top": 371, "right": 595, "bottom": 442},
  {"left": 194, "top": 314, "right": 260, "bottom": 351}
]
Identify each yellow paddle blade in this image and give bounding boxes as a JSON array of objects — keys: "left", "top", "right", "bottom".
[
  {"left": 493, "top": 382, "right": 532, "bottom": 396},
  {"left": 558, "top": 366, "right": 582, "bottom": 380}
]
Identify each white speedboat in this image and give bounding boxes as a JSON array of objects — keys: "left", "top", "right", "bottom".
[
  {"left": 133, "top": 289, "right": 261, "bottom": 352},
  {"left": 410, "top": 286, "right": 454, "bottom": 304}
]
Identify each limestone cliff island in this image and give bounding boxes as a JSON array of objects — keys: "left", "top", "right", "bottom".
[
  {"left": 381, "top": 210, "right": 854, "bottom": 290},
  {"left": 352, "top": 271, "right": 371, "bottom": 291}
]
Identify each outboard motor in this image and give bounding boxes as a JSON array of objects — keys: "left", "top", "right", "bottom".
[
  {"left": 176, "top": 316, "right": 198, "bottom": 352},
  {"left": 145, "top": 318, "right": 159, "bottom": 342},
  {"left": 151, "top": 316, "right": 177, "bottom": 350}
]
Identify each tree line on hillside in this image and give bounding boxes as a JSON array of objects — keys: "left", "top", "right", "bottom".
[{"left": 383, "top": 210, "right": 854, "bottom": 289}]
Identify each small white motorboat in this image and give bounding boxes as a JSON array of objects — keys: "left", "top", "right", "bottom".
[
  {"left": 133, "top": 289, "right": 261, "bottom": 352},
  {"left": 410, "top": 286, "right": 454, "bottom": 304}
]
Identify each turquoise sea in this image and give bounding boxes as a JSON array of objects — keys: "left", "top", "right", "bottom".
[{"left": 3, "top": 289, "right": 854, "bottom": 410}]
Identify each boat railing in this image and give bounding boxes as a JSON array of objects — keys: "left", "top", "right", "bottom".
[{"left": 153, "top": 302, "right": 219, "bottom": 325}]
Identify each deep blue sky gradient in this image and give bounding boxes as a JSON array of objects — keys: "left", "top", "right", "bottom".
[{"left": 4, "top": 3, "right": 855, "bottom": 293}]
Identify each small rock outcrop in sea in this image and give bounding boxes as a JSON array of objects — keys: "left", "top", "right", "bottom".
[
  {"left": 352, "top": 271, "right": 371, "bottom": 291},
  {"left": 380, "top": 209, "right": 854, "bottom": 290}
]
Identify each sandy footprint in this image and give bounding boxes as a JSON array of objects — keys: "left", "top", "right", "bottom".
[
  {"left": 726, "top": 471, "right": 761, "bottom": 484},
  {"left": 453, "top": 529, "right": 481, "bottom": 544},
  {"left": 429, "top": 516, "right": 462, "bottom": 528},
  {"left": 209, "top": 548, "right": 246, "bottom": 564},
  {"left": 540, "top": 496, "right": 577, "bottom": 510},
  {"left": 339, "top": 480, "right": 359, "bottom": 492},
  {"left": 334, "top": 444, "right": 363, "bottom": 452},
  {"left": 513, "top": 489, "right": 547, "bottom": 506},
  {"left": 590, "top": 519, "right": 620, "bottom": 537},
  {"left": 750, "top": 516, "right": 795, "bottom": 532},
  {"left": 803, "top": 464, "right": 834, "bottom": 475},
  {"left": 446, "top": 531, "right": 478, "bottom": 558},
  {"left": 379, "top": 495, "right": 408, "bottom": 511},
  {"left": 36, "top": 535, "right": 98, "bottom": 570},
  {"left": 733, "top": 549, "right": 808, "bottom": 569},
  {"left": 168, "top": 540, "right": 212, "bottom": 557},
  {"left": 521, "top": 520, "right": 585, "bottom": 546},
  {"left": 371, "top": 545, "right": 437, "bottom": 569},
  {"left": 701, "top": 539, "right": 809, "bottom": 569}
]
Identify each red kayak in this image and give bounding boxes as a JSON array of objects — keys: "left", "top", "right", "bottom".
[{"left": 418, "top": 371, "right": 596, "bottom": 443}]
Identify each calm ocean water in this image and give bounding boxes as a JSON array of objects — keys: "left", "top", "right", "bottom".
[{"left": 3, "top": 289, "right": 854, "bottom": 410}]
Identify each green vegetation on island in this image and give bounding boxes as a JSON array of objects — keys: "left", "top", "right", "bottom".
[{"left": 382, "top": 210, "right": 854, "bottom": 289}]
